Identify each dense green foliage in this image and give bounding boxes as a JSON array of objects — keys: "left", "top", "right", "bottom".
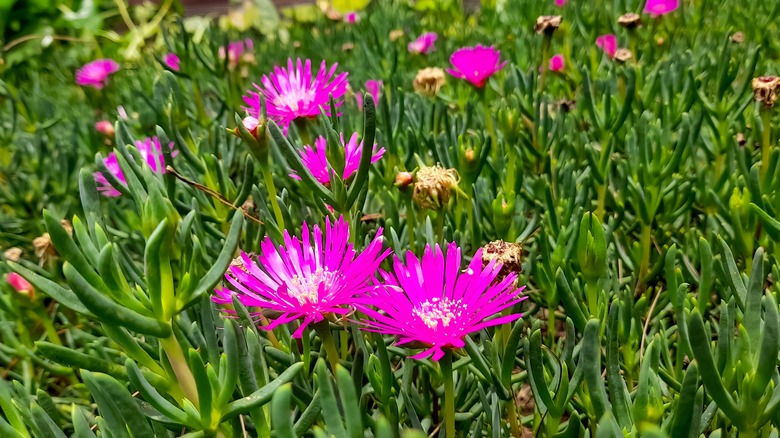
[{"left": 2, "top": 0, "right": 780, "bottom": 436}]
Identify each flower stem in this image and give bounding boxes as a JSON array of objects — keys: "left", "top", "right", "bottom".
[
  {"left": 260, "top": 164, "right": 285, "bottom": 229},
  {"left": 761, "top": 110, "right": 772, "bottom": 181},
  {"left": 314, "top": 320, "right": 340, "bottom": 372},
  {"left": 436, "top": 211, "right": 446, "bottom": 244},
  {"left": 440, "top": 350, "right": 456, "bottom": 438},
  {"left": 160, "top": 334, "right": 199, "bottom": 408}
]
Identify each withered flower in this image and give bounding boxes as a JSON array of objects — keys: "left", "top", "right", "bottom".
[
  {"left": 534, "top": 15, "right": 562, "bottom": 34},
  {"left": 752, "top": 76, "right": 780, "bottom": 108}
]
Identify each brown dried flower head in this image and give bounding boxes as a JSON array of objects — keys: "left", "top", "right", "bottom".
[
  {"left": 389, "top": 29, "right": 404, "bottom": 41},
  {"left": 618, "top": 12, "right": 642, "bottom": 29},
  {"left": 482, "top": 240, "right": 523, "bottom": 283},
  {"left": 412, "top": 165, "right": 459, "bottom": 210},
  {"left": 414, "top": 67, "right": 446, "bottom": 97},
  {"left": 613, "top": 48, "right": 633, "bottom": 63},
  {"left": 730, "top": 32, "right": 745, "bottom": 44},
  {"left": 736, "top": 133, "right": 747, "bottom": 147},
  {"left": 752, "top": 76, "right": 780, "bottom": 107},
  {"left": 3, "top": 247, "right": 22, "bottom": 262},
  {"left": 534, "top": 15, "right": 562, "bottom": 34},
  {"left": 33, "top": 233, "right": 57, "bottom": 264}
]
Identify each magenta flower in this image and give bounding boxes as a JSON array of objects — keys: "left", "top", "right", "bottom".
[
  {"left": 555, "top": 0, "right": 566, "bottom": 6},
  {"left": 291, "top": 133, "right": 385, "bottom": 185},
  {"left": 644, "top": 0, "right": 679, "bottom": 15},
  {"left": 408, "top": 32, "right": 438, "bottom": 55},
  {"left": 76, "top": 59, "right": 120, "bottom": 89},
  {"left": 358, "top": 243, "right": 526, "bottom": 361},
  {"left": 93, "top": 137, "right": 177, "bottom": 197},
  {"left": 164, "top": 53, "right": 181, "bottom": 71},
  {"left": 355, "top": 80, "right": 383, "bottom": 108},
  {"left": 549, "top": 54, "right": 565, "bottom": 72},
  {"left": 344, "top": 11, "right": 359, "bottom": 23},
  {"left": 446, "top": 45, "right": 507, "bottom": 88},
  {"left": 219, "top": 39, "right": 254, "bottom": 64},
  {"left": 212, "top": 216, "right": 390, "bottom": 338},
  {"left": 244, "top": 58, "right": 349, "bottom": 133},
  {"left": 7, "top": 273, "right": 33, "bottom": 296},
  {"left": 95, "top": 120, "right": 115, "bottom": 137},
  {"left": 596, "top": 34, "right": 618, "bottom": 58}
]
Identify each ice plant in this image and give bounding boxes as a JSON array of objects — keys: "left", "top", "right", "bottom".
[
  {"left": 7, "top": 273, "right": 33, "bottom": 297},
  {"left": 355, "top": 80, "right": 383, "bottom": 108},
  {"left": 408, "top": 32, "right": 438, "bottom": 55},
  {"left": 95, "top": 120, "right": 115, "bottom": 137},
  {"left": 243, "top": 58, "right": 349, "bottom": 132},
  {"left": 219, "top": 39, "right": 253, "bottom": 64},
  {"left": 94, "top": 137, "right": 176, "bottom": 197},
  {"left": 75, "top": 59, "right": 120, "bottom": 89},
  {"left": 554, "top": 0, "right": 566, "bottom": 6},
  {"left": 212, "top": 216, "right": 390, "bottom": 344},
  {"left": 359, "top": 242, "right": 526, "bottom": 361},
  {"left": 644, "top": 0, "right": 679, "bottom": 15},
  {"left": 344, "top": 11, "right": 359, "bottom": 23},
  {"left": 164, "top": 53, "right": 180, "bottom": 71},
  {"left": 549, "top": 54, "right": 565, "bottom": 72},
  {"left": 446, "top": 45, "right": 507, "bottom": 88},
  {"left": 596, "top": 34, "right": 618, "bottom": 58},
  {"left": 291, "top": 133, "right": 385, "bottom": 185}
]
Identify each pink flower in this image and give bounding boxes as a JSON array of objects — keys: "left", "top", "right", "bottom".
[
  {"left": 76, "top": 59, "right": 120, "bottom": 89},
  {"left": 212, "top": 216, "right": 390, "bottom": 338},
  {"left": 446, "top": 45, "right": 507, "bottom": 88},
  {"left": 244, "top": 58, "right": 349, "bottom": 133},
  {"left": 596, "top": 34, "right": 618, "bottom": 58},
  {"left": 219, "top": 39, "right": 254, "bottom": 64},
  {"left": 644, "top": 0, "right": 679, "bottom": 15},
  {"left": 358, "top": 243, "right": 526, "bottom": 361},
  {"left": 95, "top": 120, "right": 115, "bottom": 137},
  {"left": 164, "top": 53, "right": 181, "bottom": 71},
  {"left": 344, "top": 11, "right": 359, "bottom": 23},
  {"left": 555, "top": 0, "right": 566, "bottom": 6},
  {"left": 94, "top": 137, "right": 177, "bottom": 197},
  {"left": 408, "top": 32, "right": 438, "bottom": 55},
  {"left": 355, "top": 79, "right": 383, "bottom": 108},
  {"left": 7, "top": 273, "right": 33, "bottom": 296},
  {"left": 291, "top": 133, "right": 385, "bottom": 185},
  {"left": 549, "top": 54, "right": 565, "bottom": 72}
]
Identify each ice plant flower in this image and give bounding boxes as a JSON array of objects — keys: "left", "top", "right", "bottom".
[
  {"left": 291, "top": 133, "right": 385, "bottom": 185},
  {"left": 596, "top": 34, "right": 618, "bottom": 58},
  {"left": 75, "top": 59, "right": 120, "bottom": 89},
  {"left": 344, "top": 11, "right": 359, "bottom": 23},
  {"left": 549, "top": 54, "right": 565, "bottom": 72},
  {"left": 555, "top": 0, "right": 566, "bottom": 6},
  {"left": 408, "top": 32, "right": 438, "bottom": 55},
  {"left": 244, "top": 58, "right": 349, "bottom": 133},
  {"left": 644, "top": 0, "right": 679, "bottom": 15},
  {"left": 358, "top": 243, "right": 526, "bottom": 361},
  {"left": 355, "top": 80, "right": 383, "bottom": 108},
  {"left": 7, "top": 273, "right": 33, "bottom": 298},
  {"left": 94, "top": 137, "right": 176, "bottom": 197},
  {"left": 212, "top": 216, "right": 390, "bottom": 338},
  {"left": 219, "top": 39, "right": 254, "bottom": 64},
  {"left": 164, "top": 53, "right": 181, "bottom": 71},
  {"left": 95, "top": 120, "right": 115, "bottom": 137},
  {"left": 446, "top": 45, "right": 507, "bottom": 88}
]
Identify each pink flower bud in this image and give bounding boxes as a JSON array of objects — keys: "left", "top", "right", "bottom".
[
  {"left": 7, "top": 273, "right": 33, "bottom": 298},
  {"left": 549, "top": 54, "right": 565, "bottom": 72}
]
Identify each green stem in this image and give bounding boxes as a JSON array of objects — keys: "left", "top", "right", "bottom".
[
  {"left": 595, "top": 184, "right": 606, "bottom": 221},
  {"left": 440, "top": 350, "right": 456, "bottom": 438},
  {"left": 585, "top": 281, "right": 599, "bottom": 318},
  {"left": 539, "top": 35, "right": 551, "bottom": 92},
  {"left": 761, "top": 111, "right": 772, "bottom": 181},
  {"left": 314, "top": 320, "right": 340, "bottom": 372},
  {"left": 160, "top": 334, "right": 199, "bottom": 408},
  {"left": 436, "top": 211, "right": 446, "bottom": 244},
  {"left": 481, "top": 97, "right": 499, "bottom": 165},
  {"left": 638, "top": 224, "right": 652, "bottom": 293},
  {"left": 261, "top": 164, "right": 285, "bottom": 229}
]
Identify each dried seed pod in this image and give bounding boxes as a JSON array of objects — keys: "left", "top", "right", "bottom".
[
  {"left": 3, "top": 247, "right": 22, "bottom": 262},
  {"left": 618, "top": 12, "right": 641, "bottom": 29},
  {"left": 752, "top": 76, "right": 780, "bottom": 108},
  {"left": 613, "top": 48, "right": 633, "bottom": 63},
  {"left": 482, "top": 240, "right": 523, "bottom": 283},
  {"left": 730, "top": 32, "right": 745, "bottom": 44},
  {"left": 33, "top": 233, "right": 57, "bottom": 264},
  {"left": 389, "top": 29, "right": 404, "bottom": 41},
  {"left": 412, "top": 165, "right": 459, "bottom": 210},
  {"left": 534, "top": 15, "right": 562, "bottom": 34},
  {"left": 414, "top": 67, "right": 446, "bottom": 97}
]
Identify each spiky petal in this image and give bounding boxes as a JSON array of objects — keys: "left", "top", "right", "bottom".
[
  {"left": 213, "top": 216, "right": 390, "bottom": 338},
  {"left": 93, "top": 137, "right": 176, "bottom": 197},
  {"left": 358, "top": 242, "right": 526, "bottom": 361},
  {"left": 644, "top": 0, "right": 678, "bottom": 15},
  {"left": 76, "top": 59, "right": 120, "bottom": 89},
  {"left": 291, "top": 133, "right": 385, "bottom": 186},
  {"left": 408, "top": 32, "right": 438, "bottom": 55}
]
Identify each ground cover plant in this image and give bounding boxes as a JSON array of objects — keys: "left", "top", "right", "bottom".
[{"left": 2, "top": 0, "right": 780, "bottom": 436}]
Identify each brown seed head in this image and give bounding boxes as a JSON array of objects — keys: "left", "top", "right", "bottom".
[
  {"left": 3, "top": 247, "right": 22, "bottom": 262},
  {"left": 752, "top": 76, "right": 780, "bottom": 107},
  {"left": 341, "top": 42, "right": 355, "bottom": 52},
  {"left": 618, "top": 12, "right": 642, "bottom": 29},
  {"left": 482, "top": 240, "right": 523, "bottom": 283},
  {"left": 33, "top": 233, "right": 57, "bottom": 264},
  {"left": 613, "top": 48, "right": 633, "bottom": 63},
  {"left": 730, "top": 32, "right": 745, "bottom": 44},
  {"left": 389, "top": 29, "right": 404, "bottom": 41},
  {"left": 534, "top": 15, "right": 562, "bottom": 34},
  {"left": 736, "top": 133, "right": 747, "bottom": 147},
  {"left": 414, "top": 67, "right": 446, "bottom": 97},
  {"left": 412, "top": 165, "right": 459, "bottom": 210}
]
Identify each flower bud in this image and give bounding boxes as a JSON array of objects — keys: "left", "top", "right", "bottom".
[
  {"left": 576, "top": 212, "right": 607, "bottom": 283},
  {"left": 3, "top": 247, "right": 21, "bottom": 262},
  {"left": 497, "top": 106, "right": 520, "bottom": 143},
  {"left": 482, "top": 240, "right": 523, "bottom": 283},
  {"left": 412, "top": 165, "right": 459, "bottom": 210},
  {"left": 413, "top": 67, "right": 446, "bottom": 97},
  {"left": 491, "top": 190, "right": 515, "bottom": 238},
  {"left": 395, "top": 171, "right": 414, "bottom": 189},
  {"left": 752, "top": 76, "right": 780, "bottom": 108},
  {"left": 617, "top": 12, "right": 641, "bottom": 29},
  {"left": 7, "top": 273, "right": 34, "bottom": 299},
  {"left": 534, "top": 15, "right": 562, "bottom": 34},
  {"left": 95, "top": 120, "right": 115, "bottom": 137}
]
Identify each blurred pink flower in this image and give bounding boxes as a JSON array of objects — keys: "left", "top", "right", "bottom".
[
  {"left": 95, "top": 120, "right": 114, "bottom": 137},
  {"left": 212, "top": 216, "right": 390, "bottom": 338},
  {"left": 219, "top": 39, "right": 254, "bottom": 64},
  {"left": 244, "top": 58, "right": 349, "bottom": 133},
  {"left": 408, "top": 32, "right": 438, "bottom": 55},
  {"left": 358, "top": 243, "right": 526, "bottom": 361},
  {"left": 164, "top": 53, "right": 181, "bottom": 71},
  {"left": 555, "top": 0, "right": 566, "bottom": 6},
  {"left": 7, "top": 273, "right": 33, "bottom": 296},
  {"left": 344, "top": 11, "right": 360, "bottom": 23},
  {"left": 94, "top": 137, "right": 177, "bottom": 197},
  {"left": 291, "top": 133, "right": 385, "bottom": 185},
  {"left": 76, "top": 59, "right": 120, "bottom": 89},
  {"left": 549, "top": 54, "right": 565, "bottom": 71},
  {"left": 355, "top": 79, "right": 383, "bottom": 108},
  {"left": 644, "top": 0, "right": 679, "bottom": 15},
  {"left": 446, "top": 45, "right": 507, "bottom": 88},
  {"left": 596, "top": 34, "right": 618, "bottom": 58}
]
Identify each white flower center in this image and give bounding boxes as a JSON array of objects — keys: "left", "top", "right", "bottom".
[
  {"left": 414, "top": 297, "right": 462, "bottom": 330},
  {"left": 289, "top": 268, "right": 335, "bottom": 305},
  {"left": 275, "top": 87, "right": 316, "bottom": 112}
]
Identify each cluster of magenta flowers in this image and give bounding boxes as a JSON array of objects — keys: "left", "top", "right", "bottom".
[{"left": 213, "top": 217, "right": 526, "bottom": 361}]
